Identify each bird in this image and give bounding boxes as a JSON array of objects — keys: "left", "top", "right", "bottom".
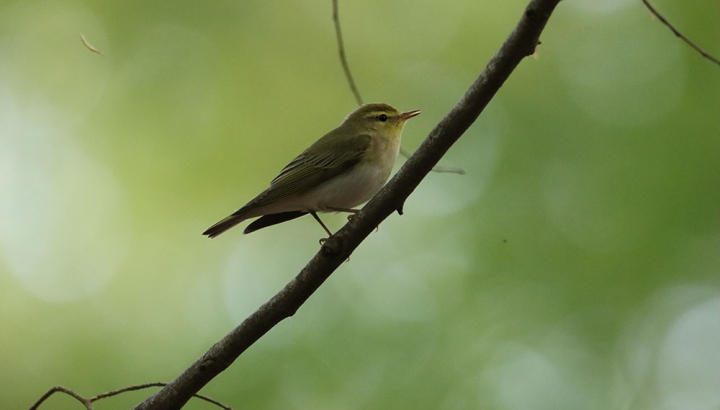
[{"left": 203, "top": 103, "right": 420, "bottom": 239}]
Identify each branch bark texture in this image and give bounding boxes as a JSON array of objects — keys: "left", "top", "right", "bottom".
[{"left": 134, "top": 1, "right": 561, "bottom": 409}]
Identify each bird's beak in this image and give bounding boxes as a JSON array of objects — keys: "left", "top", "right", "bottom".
[{"left": 400, "top": 110, "right": 421, "bottom": 121}]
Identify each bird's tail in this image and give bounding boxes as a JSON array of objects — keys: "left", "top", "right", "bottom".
[{"left": 202, "top": 214, "right": 246, "bottom": 239}]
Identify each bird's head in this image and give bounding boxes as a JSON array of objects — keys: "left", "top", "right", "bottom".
[{"left": 343, "top": 103, "right": 421, "bottom": 139}]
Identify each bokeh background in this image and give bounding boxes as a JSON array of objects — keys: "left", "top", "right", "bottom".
[{"left": 1, "top": 0, "right": 719, "bottom": 409}]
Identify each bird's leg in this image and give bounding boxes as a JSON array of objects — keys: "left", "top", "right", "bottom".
[
  {"left": 324, "top": 206, "right": 360, "bottom": 221},
  {"left": 311, "top": 211, "right": 333, "bottom": 244},
  {"left": 325, "top": 207, "right": 378, "bottom": 232}
]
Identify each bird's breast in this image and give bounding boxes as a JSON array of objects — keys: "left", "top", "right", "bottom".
[{"left": 306, "top": 137, "right": 400, "bottom": 210}]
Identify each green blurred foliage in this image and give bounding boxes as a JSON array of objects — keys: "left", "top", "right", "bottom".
[{"left": 1, "top": 0, "right": 719, "bottom": 409}]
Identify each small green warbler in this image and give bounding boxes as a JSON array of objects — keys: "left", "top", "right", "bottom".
[{"left": 203, "top": 103, "right": 420, "bottom": 239}]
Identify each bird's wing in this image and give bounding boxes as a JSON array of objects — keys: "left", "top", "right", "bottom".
[
  {"left": 243, "top": 211, "right": 308, "bottom": 234},
  {"left": 241, "top": 132, "right": 372, "bottom": 210}
]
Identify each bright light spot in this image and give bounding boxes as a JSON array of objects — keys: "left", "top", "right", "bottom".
[
  {"left": 616, "top": 285, "right": 720, "bottom": 409},
  {"left": 491, "top": 346, "right": 562, "bottom": 410},
  {"left": 657, "top": 296, "right": 720, "bottom": 410},
  {"left": 482, "top": 342, "right": 598, "bottom": 410},
  {"left": 0, "top": 99, "right": 128, "bottom": 302}
]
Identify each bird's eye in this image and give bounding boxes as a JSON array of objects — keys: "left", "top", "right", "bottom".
[{"left": 377, "top": 114, "right": 388, "bottom": 122}]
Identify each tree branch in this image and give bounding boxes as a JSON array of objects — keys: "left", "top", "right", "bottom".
[
  {"left": 133, "top": 1, "right": 561, "bottom": 409},
  {"left": 642, "top": 0, "right": 720, "bottom": 67}
]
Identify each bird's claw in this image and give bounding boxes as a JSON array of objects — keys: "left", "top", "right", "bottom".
[{"left": 346, "top": 213, "right": 379, "bottom": 232}]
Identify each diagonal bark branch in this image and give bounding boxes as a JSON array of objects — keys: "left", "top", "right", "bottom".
[{"left": 133, "top": 1, "right": 562, "bottom": 409}]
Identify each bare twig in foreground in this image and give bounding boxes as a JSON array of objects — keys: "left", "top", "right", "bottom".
[
  {"left": 29, "top": 383, "right": 231, "bottom": 410},
  {"left": 30, "top": 386, "right": 92, "bottom": 410},
  {"left": 642, "top": 0, "right": 720, "bottom": 67},
  {"left": 133, "top": 1, "right": 561, "bottom": 409},
  {"left": 331, "top": 0, "right": 466, "bottom": 175}
]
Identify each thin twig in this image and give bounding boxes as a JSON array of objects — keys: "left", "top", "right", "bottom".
[
  {"left": 399, "top": 146, "right": 466, "bottom": 175},
  {"left": 133, "top": 1, "right": 561, "bottom": 409},
  {"left": 332, "top": 0, "right": 363, "bottom": 105},
  {"left": 91, "top": 383, "right": 232, "bottom": 410},
  {"left": 642, "top": 0, "right": 720, "bottom": 67},
  {"left": 29, "top": 383, "right": 232, "bottom": 410},
  {"left": 29, "top": 386, "right": 92, "bottom": 410},
  {"left": 331, "top": 0, "right": 466, "bottom": 175}
]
